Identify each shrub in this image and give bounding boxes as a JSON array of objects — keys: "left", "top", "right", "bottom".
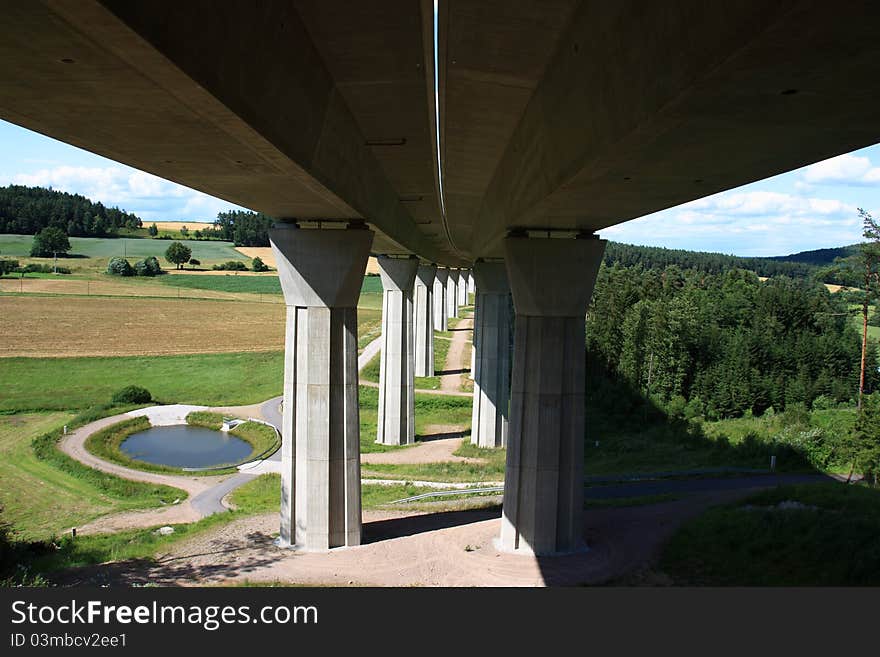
[
  {"left": 106, "top": 257, "right": 134, "bottom": 276},
  {"left": 0, "top": 259, "right": 19, "bottom": 276},
  {"left": 134, "top": 255, "right": 162, "bottom": 277},
  {"left": 252, "top": 256, "right": 269, "bottom": 272},
  {"left": 811, "top": 395, "right": 835, "bottom": 411},
  {"left": 111, "top": 385, "right": 152, "bottom": 404},
  {"left": 781, "top": 402, "right": 811, "bottom": 428},
  {"left": 212, "top": 260, "right": 248, "bottom": 271},
  {"left": 189, "top": 258, "right": 201, "bottom": 268}
]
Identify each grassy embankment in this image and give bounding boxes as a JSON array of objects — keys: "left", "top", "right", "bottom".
[
  {"left": 660, "top": 482, "right": 880, "bottom": 585},
  {"left": 3, "top": 473, "right": 451, "bottom": 583},
  {"left": 0, "top": 413, "right": 185, "bottom": 542},
  {"left": 0, "top": 352, "right": 285, "bottom": 412},
  {"left": 82, "top": 412, "right": 279, "bottom": 476}
]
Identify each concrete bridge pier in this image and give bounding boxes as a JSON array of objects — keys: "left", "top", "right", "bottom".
[
  {"left": 414, "top": 263, "right": 437, "bottom": 378},
  {"left": 447, "top": 269, "right": 460, "bottom": 319},
  {"left": 270, "top": 223, "right": 372, "bottom": 551},
  {"left": 433, "top": 268, "right": 449, "bottom": 332},
  {"left": 376, "top": 255, "right": 419, "bottom": 445},
  {"left": 499, "top": 235, "right": 606, "bottom": 556},
  {"left": 457, "top": 269, "right": 469, "bottom": 307},
  {"left": 467, "top": 272, "right": 476, "bottom": 296},
  {"left": 470, "top": 261, "right": 511, "bottom": 448}
]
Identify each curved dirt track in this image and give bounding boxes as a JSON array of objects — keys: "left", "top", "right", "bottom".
[{"left": 53, "top": 486, "right": 771, "bottom": 587}]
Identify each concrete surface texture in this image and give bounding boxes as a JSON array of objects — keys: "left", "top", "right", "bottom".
[
  {"left": 414, "top": 264, "right": 437, "bottom": 378},
  {"left": 4, "top": 3, "right": 880, "bottom": 264},
  {"left": 499, "top": 236, "right": 606, "bottom": 556},
  {"left": 376, "top": 256, "right": 419, "bottom": 446},
  {"left": 457, "top": 270, "right": 469, "bottom": 306},
  {"left": 470, "top": 262, "right": 511, "bottom": 449},
  {"left": 447, "top": 269, "right": 460, "bottom": 319},
  {"left": 271, "top": 225, "right": 373, "bottom": 550},
  {"left": 433, "top": 268, "right": 449, "bottom": 332}
]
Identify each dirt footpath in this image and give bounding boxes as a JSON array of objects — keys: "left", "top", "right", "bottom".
[
  {"left": 440, "top": 316, "right": 473, "bottom": 393},
  {"left": 52, "top": 488, "right": 760, "bottom": 587},
  {"left": 361, "top": 436, "right": 484, "bottom": 465}
]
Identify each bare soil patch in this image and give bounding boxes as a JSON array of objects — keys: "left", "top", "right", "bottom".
[
  {"left": 52, "top": 490, "right": 758, "bottom": 587},
  {"left": 361, "top": 436, "right": 484, "bottom": 465}
]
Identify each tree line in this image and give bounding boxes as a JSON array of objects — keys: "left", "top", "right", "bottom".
[
  {"left": 212, "top": 211, "right": 274, "bottom": 247},
  {"left": 586, "top": 263, "right": 876, "bottom": 420},
  {"left": 0, "top": 185, "right": 141, "bottom": 237}
]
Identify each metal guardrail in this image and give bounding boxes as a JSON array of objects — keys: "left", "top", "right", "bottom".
[{"left": 389, "top": 486, "right": 504, "bottom": 504}]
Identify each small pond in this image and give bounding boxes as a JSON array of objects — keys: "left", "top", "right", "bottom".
[{"left": 120, "top": 425, "right": 252, "bottom": 469}]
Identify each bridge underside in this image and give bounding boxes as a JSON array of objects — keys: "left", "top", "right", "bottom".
[
  {"left": 2, "top": 1, "right": 880, "bottom": 262},
  {"left": 4, "top": 1, "right": 880, "bottom": 556}
]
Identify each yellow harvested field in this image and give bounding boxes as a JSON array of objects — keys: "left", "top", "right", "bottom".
[
  {"left": 235, "top": 246, "right": 275, "bottom": 268},
  {"left": 235, "top": 247, "right": 381, "bottom": 274},
  {"left": 150, "top": 221, "right": 214, "bottom": 231},
  {"left": 0, "top": 296, "right": 285, "bottom": 357}
]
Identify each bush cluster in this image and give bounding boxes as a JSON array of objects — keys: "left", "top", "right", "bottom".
[
  {"left": 212, "top": 260, "right": 248, "bottom": 271},
  {"left": 106, "top": 256, "right": 162, "bottom": 277},
  {"left": 0, "top": 260, "right": 71, "bottom": 275}
]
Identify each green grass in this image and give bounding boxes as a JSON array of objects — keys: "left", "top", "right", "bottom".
[
  {"left": 29, "top": 511, "right": 246, "bottom": 578},
  {"left": 357, "top": 308, "right": 382, "bottom": 351},
  {"left": 230, "top": 473, "right": 445, "bottom": 511},
  {"left": 156, "top": 275, "right": 282, "bottom": 295},
  {"left": 83, "top": 415, "right": 279, "bottom": 475},
  {"left": 0, "top": 234, "right": 247, "bottom": 264},
  {"left": 0, "top": 412, "right": 185, "bottom": 541},
  {"left": 360, "top": 433, "right": 504, "bottom": 482},
  {"left": 0, "top": 351, "right": 284, "bottom": 412},
  {"left": 660, "top": 482, "right": 880, "bottom": 585},
  {"left": 357, "top": 386, "right": 474, "bottom": 454},
  {"left": 151, "top": 273, "right": 385, "bottom": 299},
  {"left": 185, "top": 411, "right": 225, "bottom": 429},
  {"left": 360, "top": 336, "right": 451, "bottom": 390}
]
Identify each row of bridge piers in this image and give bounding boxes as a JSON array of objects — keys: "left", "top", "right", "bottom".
[{"left": 270, "top": 222, "right": 606, "bottom": 556}]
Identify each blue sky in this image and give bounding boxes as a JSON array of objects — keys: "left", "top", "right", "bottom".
[{"left": 2, "top": 119, "right": 880, "bottom": 257}]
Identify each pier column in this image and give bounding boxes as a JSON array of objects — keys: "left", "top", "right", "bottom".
[
  {"left": 270, "top": 223, "right": 372, "bottom": 551},
  {"left": 376, "top": 255, "right": 419, "bottom": 445},
  {"left": 457, "top": 269, "right": 469, "bottom": 306},
  {"left": 414, "top": 264, "right": 437, "bottom": 378},
  {"left": 433, "top": 268, "right": 449, "bottom": 331},
  {"left": 470, "top": 261, "right": 511, "bottom": 448},
  {"left": 499, "top": 235, "right": 606, "bottom": 556},
  {"left": 447, "top": 268, "right": 460, "bottom": 319}
]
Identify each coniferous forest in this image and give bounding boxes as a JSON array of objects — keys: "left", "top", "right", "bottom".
[
  {"left": 586, "top": 263, "right": 876, "bottom": 421},
  {"left": 0, "top": 185, "right": 141, "bottom": 236}
]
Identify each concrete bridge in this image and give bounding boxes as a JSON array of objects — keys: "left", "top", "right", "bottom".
[{"left": 3, "top": 1, "right": 880, "bottom": 555}]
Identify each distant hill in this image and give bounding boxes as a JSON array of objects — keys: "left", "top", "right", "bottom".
[
  {"left": 604, "top": 241, "right": 817, "bottom": 278},
  {"left": 765, "top": 244, "right": 860, "bottom": 266}
]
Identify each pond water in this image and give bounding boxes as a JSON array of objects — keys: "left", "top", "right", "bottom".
[{"left": 120, "top": 425, "right": 252, "bottom": 469}]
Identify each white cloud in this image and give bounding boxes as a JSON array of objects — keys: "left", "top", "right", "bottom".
[
  {"left": 7, "top": 165, "right": 246, "bottom": 221},
  {"left": 802, "top": 153, "right": 880, "bottom": 185},
  {"left": 601, "top": 189, "right": 863, "bottom": 256}
]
